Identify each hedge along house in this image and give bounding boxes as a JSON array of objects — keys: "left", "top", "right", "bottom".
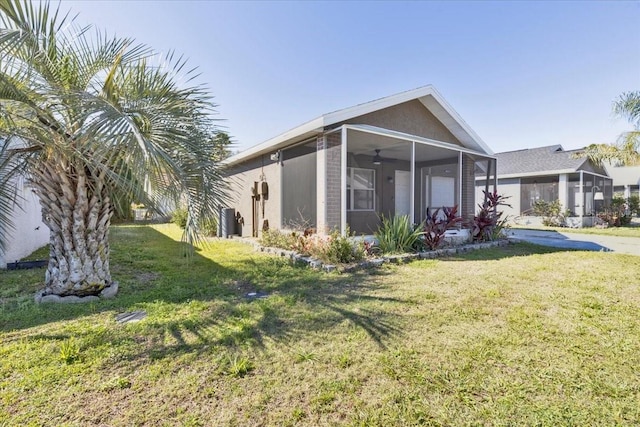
[
  {"left": 224, "top": 86, "right": 497, "bottom": 237},
  {"left": 476, "top": 145, "right": 613, "bottom": 227}
]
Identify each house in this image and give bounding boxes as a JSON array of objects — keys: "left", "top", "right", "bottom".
[
  {"left": 0, "top": 176, "right": 49, "bottom": 268},
  {"left": 476, "top": 145, "right": 613, "bottom": 227},
  {"left": 604, "top": 163, "right": 640, "bottom": 199},
  {"left": 224, "top": 85, "right": 497, "bottom": 237}
]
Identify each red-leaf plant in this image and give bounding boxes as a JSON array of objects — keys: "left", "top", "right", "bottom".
[
  {"left": 472, "top": 190, "right": 511, "bottom": 242},
  {"left": 422, "top": 205, "right": 463, "bottom": 250}
]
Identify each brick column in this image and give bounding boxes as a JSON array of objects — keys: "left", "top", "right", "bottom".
[
  {"left": 325, "top": 132, "right": 342, "bottom": 232},
  {"left": 461, "top": 154, "right": 476, "bottom": 220},
  {"left": 316, "top": 136, "right": 327, "bottom": 233}
]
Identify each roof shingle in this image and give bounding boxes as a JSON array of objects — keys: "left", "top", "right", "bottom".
[{"left": 495, "top": 145, "right": 588, "bottom": 176}]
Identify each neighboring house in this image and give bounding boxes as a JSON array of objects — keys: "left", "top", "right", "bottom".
[
  {"left": 0, "top": 176, "right": 49, "bottom": 268},
  {"left": 476, "top": 145, "right": 613, "bottom": 227},
  {"left": 604, "top": 163, "right": 640, "bottom": 199},
  {"left": 224, "top": 85, "right": 496, "bottom": 237}
]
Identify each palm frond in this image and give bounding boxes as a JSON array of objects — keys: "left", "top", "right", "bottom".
[
  {"left": 0, "top": 0, "right": 229, "bottom": 258},
  {"left": 613, "top": 91, "right": 640, "bottom": 130}
]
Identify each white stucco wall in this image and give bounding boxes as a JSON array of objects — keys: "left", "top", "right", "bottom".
[{"left": 0, "top": 178, "right": 49, "bottom": 268}]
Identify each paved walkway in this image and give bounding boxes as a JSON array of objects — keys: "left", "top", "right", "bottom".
[{"left": 507, "top": 229, "right": 640, "bottom": 256}]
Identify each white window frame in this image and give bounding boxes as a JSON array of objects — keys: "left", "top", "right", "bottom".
[{"left": 347, "top": 167, "right": 375, "bottom": 212}]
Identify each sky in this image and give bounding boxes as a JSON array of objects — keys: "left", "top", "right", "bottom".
[{"left": 59, "top": 0, "right": 640, "bottom": 154}]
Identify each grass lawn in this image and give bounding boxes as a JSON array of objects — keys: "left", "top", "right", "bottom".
[
  {"left": 510, "top": 222, "right": 640, "bottom": 238},
  {"left": 2, "top": 224, "right": 640, "bottom": 426}
]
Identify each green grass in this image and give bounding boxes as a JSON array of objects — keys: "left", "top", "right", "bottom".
[
  {"left": 511, "top": 222, "right": 640, "bottom": 238},
  {"left": 2, "top": 224, "right": 640, "bottom": 425}
]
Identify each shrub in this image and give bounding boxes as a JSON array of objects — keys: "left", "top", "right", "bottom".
[
  {"left": 599, "top": 196, "right": 632, "bottom": 227},
  {"left": 322, "top": 229, "right": 366, "bottom": 264},
  {"left": 598, "top": 211, "right": 631, "bottom": 227},
  {"left": 531, "top": 199, "right": 566, "bottom": 227},
  {"left": 199, "top": 216, "right": 218, "bottom": 236},
  {"left": 375, "top": 215, "right": 424, "bottom": 254},
  {"left": 260, "top": 229, "right": 297, "bottom": 249},
  {"left": 472, "top": 190, "right": 511, "bottom": 241},
  {"left": 171, "top": 208, "right": 217, "bottom": 235},
  {"left": 423, "top": 206, "right": 463, "bottom": 250},
  {"left": 171, "top": 207, "right": 189, "bottom": 229},
  {"left": 611, "top": 194, "right": 639, "bottom": 218},
  {"left": 295, "top": 228, "right": 366, "bottom": 264},
  {"left": 628, "top": 195, "right": 639, "bottom": 216}
]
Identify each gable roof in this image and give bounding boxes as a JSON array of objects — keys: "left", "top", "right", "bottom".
[
  {"left": 494, "top": 145, "right": 595, "bottom": 178},
  {"left": 225, "top": 85, "right": 492, "bottom": 166}
]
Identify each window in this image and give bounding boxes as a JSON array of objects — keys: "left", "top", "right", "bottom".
[{"left": 347, "top": 167, "right": 375, "bottom": 211}]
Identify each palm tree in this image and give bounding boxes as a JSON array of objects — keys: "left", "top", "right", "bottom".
[
  {"left": 582, "top": 91, "right": 640, "bottom": 166},
  {"left": 0, "top": 1, "right": 227, "bottom": 297}
]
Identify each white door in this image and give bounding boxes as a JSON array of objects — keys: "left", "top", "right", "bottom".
[
  {"left": 431, "top": 176, "right": 455, "bottom": 208},
  {"left": 395, "top": 170, "right": 411, "bottom": 217}
]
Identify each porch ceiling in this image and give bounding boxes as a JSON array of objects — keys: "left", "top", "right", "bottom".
[{"left": 345, "top": 125, "right": 493, "bottom": 163}]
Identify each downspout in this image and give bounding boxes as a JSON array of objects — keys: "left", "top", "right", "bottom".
[
  {"left": 411, "top": 141, "right": 416, "bottom": 224},
  {"left": 458, "top": 151, "right": 463, "bottom": 216},
  {"left": 341, "top": 126, "right": 347, "bottom": 236}
]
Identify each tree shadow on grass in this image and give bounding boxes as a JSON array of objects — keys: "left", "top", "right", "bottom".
[
  {"left": 1, "top": 225, "right": 407, "bottom": 360},
  {"left": 439, "top": 241, "right": 579, "bottom": 262}
]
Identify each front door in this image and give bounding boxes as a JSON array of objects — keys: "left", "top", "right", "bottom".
[{"left": 395, "top": 170, "right": 411, "bottom": 217}]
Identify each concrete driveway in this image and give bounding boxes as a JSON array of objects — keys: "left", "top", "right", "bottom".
[{"left": 507, "top": 228, "right": 640, "bottom": 256}]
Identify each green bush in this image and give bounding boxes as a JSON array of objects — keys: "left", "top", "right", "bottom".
[
  {"left": 532, "top": 199, "right": 568, "bottom": 227},
  {"left": 171, "top": 207, "right": 189, "bottom": 229},
  {"left": 601, "top": 195, "right": 634, "bottom": 227},
  {"left": 260, "top": 229, "right": 297, "bottom": 250},
  {"left": 374, "top": 215, "right": 424, "bottom": 254},
  {"left": 200, "top": 216, "right": 218, "bottom": 236},
  {"left": 171, "top": 208, "right": 218, "bottom": 235},
  {"left": 612, "top": 194, "right": 639, "bottom": 217},
  {"left": 321, "top": 229, "right": 365, "bottom": 264},
  {"left": 629, "top": 195, "right": 639, "bottom": 216},
  {"left": 260, "top": 228, "right": 365, "bottom": 264}
]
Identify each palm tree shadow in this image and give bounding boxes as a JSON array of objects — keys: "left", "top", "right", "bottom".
[{"left": 2, "top": 225, "right": 407, "bottom": 361}]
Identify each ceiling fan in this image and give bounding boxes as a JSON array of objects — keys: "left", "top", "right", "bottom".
[{"left": 372, "top": 149, "right": 396, "bottom": 165}]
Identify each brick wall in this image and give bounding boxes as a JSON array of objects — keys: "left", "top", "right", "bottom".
[
  {"left": 461, "top": 154, "right": 476, "bottom": 220},
  {"left": 325, "top": 132, "right": 342, "bottom": 231}
]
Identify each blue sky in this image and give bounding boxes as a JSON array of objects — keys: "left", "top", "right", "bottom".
[{"left": 61, "top": 0, "right": 639, "bottom": 154}]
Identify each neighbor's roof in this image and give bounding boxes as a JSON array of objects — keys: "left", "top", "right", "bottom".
[
  {"left": 225, "top": 85, "right": 493, "bottom": 166},
  {"left": 494, "top": 145, "right": 594, "bottom": 178},
  {"left": 604, "top": 163, "right": 640, "bottom": 186}
]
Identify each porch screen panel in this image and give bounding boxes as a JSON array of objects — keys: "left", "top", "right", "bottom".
[
  {"left": 568, "top": 174, "right": 581, "bottom": 216},
  {"left": 282, "top": 142, "right": 317, "bottom": 228},
  {"left": 520, "top": 177, "right": 559, "bottom": 215}
]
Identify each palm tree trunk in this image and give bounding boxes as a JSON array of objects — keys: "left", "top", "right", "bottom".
[{"left": 33, "top": 158, "right": 114, "bottom": 297}]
